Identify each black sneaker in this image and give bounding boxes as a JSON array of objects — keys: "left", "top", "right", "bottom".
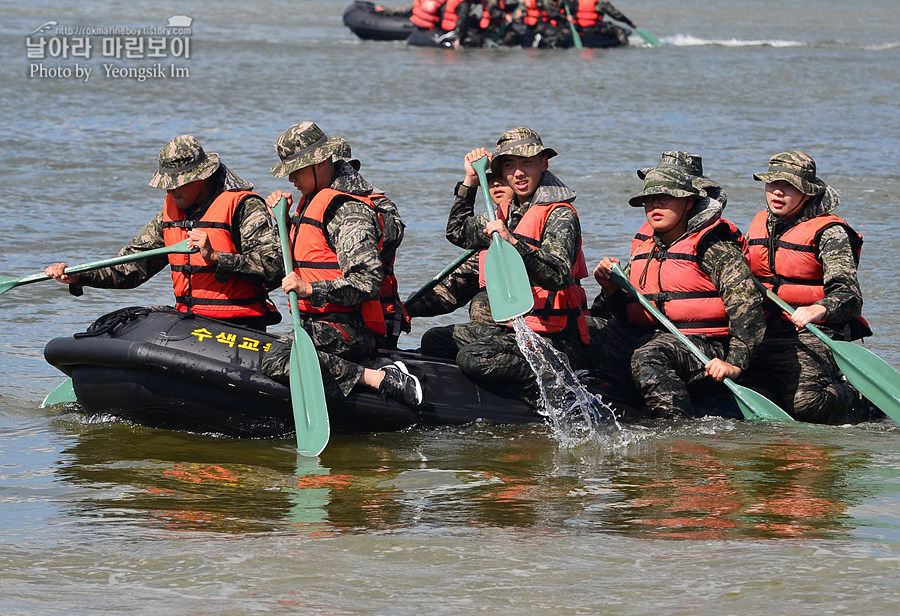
[{"left": 379, "top": 361, "right": 423, "bottom": 407}]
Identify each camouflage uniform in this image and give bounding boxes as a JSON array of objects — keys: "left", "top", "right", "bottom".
[
  {"left": 519, "top": 0, "right": 571, "bottom": 48},
  {"left": 332, "top": 137, "right": 409, "bottom": 348},
  {"left": 474, "top": 0, "right": 524, "bottom": 47},
  {"left": 739, "top": 151, "right": 868, "bottom": 423},
  {"left": 584, "top": 160, "right": 766, "bottom": 419},
  {"left": 69, "top": 135, "right": 282, "bottom": 330},
  {"left": 422, "top": 128, "right": 586, "bottom": 407},
  {"left": 261, "top": 122, "right": 389, "bottom": 399}
]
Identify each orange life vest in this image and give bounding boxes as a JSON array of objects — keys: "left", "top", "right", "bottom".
[
  {"left": 478, "top": 200, "right": 590, "bottom": 343},
  {"left": 369, "top": 192, "right": 411, "bottom": 337},
  {"left": 161, "top": 190, "right": 273, "bottom": 319},
  {"left": 480, "top": 0, "right": 507, "bottom": 28},
  {"left": 747, "top": 210, "right": 863, "bottom": 308},
  {"left": 524, "top": 0, "right": 550, "bottom": 26},
  {"left": 575, "top": 0, "right": 602, "bottom": 27},
  {"left": 410, "top": 0, "right": 447, "bottom": 29},
  {"left": 439, "top": 0, "right": 465, "bottom": 31},
  {"left": 289, "top": 188, "right": 387, "bottom": 335},
  {"left": 626, "top": 219, "right": 748, "bottom": 337}
]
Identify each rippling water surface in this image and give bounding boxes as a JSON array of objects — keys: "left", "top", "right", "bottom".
[{"left": 1, "top": 1, "right": 899, "bottom": 614}]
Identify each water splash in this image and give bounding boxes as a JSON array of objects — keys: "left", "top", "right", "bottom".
[
  {"left": 512, "top": 318, "right": 620, "bottom": 444},
  {"left": 660, "top": 34, "right": 803, "bottom": 47}
]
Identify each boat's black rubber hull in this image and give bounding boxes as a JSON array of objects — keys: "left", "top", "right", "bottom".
[
  {"left": 44, "top": 308, "right": 543, "bottom": 437},
  {"left": 343, "top": 1, "right": 415, "bottom": 41}
]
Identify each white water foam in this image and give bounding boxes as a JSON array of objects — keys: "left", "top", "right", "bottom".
[
  {"left": 512, "top": 318, "right": 622, "bottom": 445},
  {"left": 658, "top": 33, "right": 804, "bottom": 47}
]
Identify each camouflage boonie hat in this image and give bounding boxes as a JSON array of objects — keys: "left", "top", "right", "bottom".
[
  {"left": 753, "top": 150, "right": 825, "bottom": 196},
  {"left": 333, "top": 137, "right": 361, "bottom": 171},
  {"left": 148, "top": 135, "right": 220, "bottom": 190},
  {"left": 491, "top": 127, "right": 557, "bottom": 171},
  {"left": 270, "top": 121, "right": 342, "bottom": 178},
  {"left": 637, "top": 150, "right": 704, "bottom": 180},
  {"left": 628, "top": 167, "right": 704, "bottom": 207}
]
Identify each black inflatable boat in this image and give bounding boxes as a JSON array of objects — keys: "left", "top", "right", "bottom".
[
  {"left": 343, "top": 1, "right": 415, "bottom": 41},
  {"left": 43, "top": 307, "right": 561, "bottom": 437}
]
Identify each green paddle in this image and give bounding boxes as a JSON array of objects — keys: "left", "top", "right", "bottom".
[
  {"left": 0, "top": 238, "right": 196, "bottom": 295},
  {"left": 759, "top": 284, "right": 900, "bottom": 425},
  {"left": 471, "top": 157, "right": 534, "bottom": 323},
  {"left": 610, "top": 263, "right": 794, "bottom": 422},
  {"left": 41, "top": 377, "right": 77, "bottom": 407},
  {"left": 272, "top": 197, "right": 330, "bottom": 456},
  {"left": 634, "top": 27, "right": 662, "bottom": 47},
  {"left": 404, "top": 248, "right": 477, "bottom": 308},
  {"left": 561, "top": 1, "right": 584, "bottom": 49}
]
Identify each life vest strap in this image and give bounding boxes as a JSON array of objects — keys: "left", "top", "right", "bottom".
[{"left": 175, "top": 294, "right": 266, "bottom": 307}]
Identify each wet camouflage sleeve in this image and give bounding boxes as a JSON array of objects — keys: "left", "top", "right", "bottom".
[
  {"left": 72, "top": 210, "right": 169, "bottom": 293},
  {"left": 699, "top": 234, "right": 766, "bottom": 370},
  {"left": 598, "top": 1, "right": 634, "bottom": 25},
  {"left": 214, "top": 196, "right": 283, "bottom": 290},
  {"left": 405, "top": 252, "right": 480, "bottom": 318},
  {"left": 306, "top": 199, "right": 384, "bottom": 308},
  {"left": 517, "top": 206, "right": 582, "bottom": 290},
  {"left": 445, "top": 182, "right": 494, "bottom": 251},
  {"left": 817, "top": 225, "right": 863, "bottom": 322}
]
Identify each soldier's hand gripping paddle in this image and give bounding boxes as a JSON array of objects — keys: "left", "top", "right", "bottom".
[
  {"left": 611, "top": 263, "right": 794, "bottom": 422},
  {"left": 760, "top": 283, "right": 900, "bottom": 425},
  {"left": 272, "top": 197, "right": 330, "bottom": 456},
  {"left": 471, "top": 156, "right": 534, "bottom": 323},
  {"left": 0, "top": 239, "right": 196, "bottom": 295}
]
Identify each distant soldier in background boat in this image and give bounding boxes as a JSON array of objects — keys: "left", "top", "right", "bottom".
[
  {"left": 332, "top": 137, "right": 411, "bottom": 349},
  {"left": 405, "top": 164, "right": 514, "bottom": 322},
  {"left": 262, "top": 121, "right": 423, "bottom": 408},
  {"left": 407, "top": 0, "right": 477, "bottom": 48},
  {"left": 44, "top": 135, "right": 283, "bottom": 331},
  {"left": 571, "top": 1, "right": 636, "bottom": 47},
  {"left": 420, "top": 127, "right": 589, "bottom": 408},
  {"left": 586, "top": 153, "right": 766, "bottom": 419},
  {"left": 519, "top": 0, "right": 572, "bottom": 48},
  {"left": 468, "top": 0, "right": 524, "bottom": 47},
  {"left": 740, "top": 151, "right": 873, "bottom": 423}
]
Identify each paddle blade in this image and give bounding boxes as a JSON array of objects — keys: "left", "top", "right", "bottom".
[
  {"left": 830, "top": 340, "right": 900, "bottom": 424},
  {"left": 634, "top": 27, "right": 662, "bottom": 46},
  {"left": 41, "top": 377, "right": 77, "bottom": 407},
  {"left": 290, "top": 322, "right": 330, "bottom": 456},
  {"left": 484, "top": 236, "right": 534, "bottom": 323},
  {"left": 725, "top": 379, "right": 794, "bottom": 422},
  {"left": 0, "top": 277, "right": 18, "bottom": 295}
]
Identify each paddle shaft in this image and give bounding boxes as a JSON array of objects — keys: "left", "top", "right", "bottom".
[
  {"left": 272, "top": 196, "right": 330, "bottom": 456},
  {"left": 0, "top": 238, "right": 195, "bottom": 294},
  {"left": 756, "top": 281, "right": 840, "bottom": 347},
  {"left": 405, "top": 248, "right": 477, "bottom": 308},
  {"left": 562, "top": 1, "right": 583, "bottom": 49}
]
